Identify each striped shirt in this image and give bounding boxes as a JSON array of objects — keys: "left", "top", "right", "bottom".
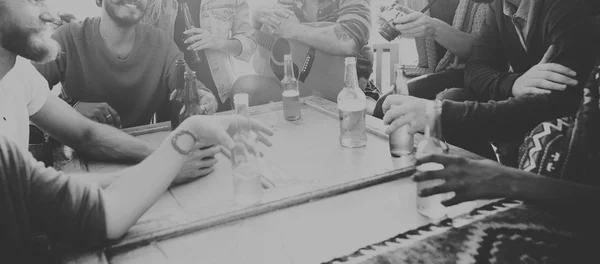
[{"left": 279, "top": 0, "right": 372, "bottom": 50}]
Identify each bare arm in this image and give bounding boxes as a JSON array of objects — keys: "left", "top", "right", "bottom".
[
  {"left": 289, "top": 22, "right": 360, "bottom": 57},
  {"left": 259, "top": 0, "right": 371, "bottom": 57},
  {"left": 102, "top": 115, "right": 273, "bottom": 239},
  {"left": 30, "top": 94, "right": 154, "bottom": 163},
  {"left": 215, "top": 39, "right": 243, "bottom": 57},
  {"left": 102, "top": 121, "right": 196, "bottom": 238}
]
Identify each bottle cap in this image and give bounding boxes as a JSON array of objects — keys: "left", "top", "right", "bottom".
[
  {"left": 233, "top": 93, "right": 249, "bottom": 105},
  {"left": 345, "top": 57, "right": 356, "bottom": 64},
  {"left": 284, "top": 54, "right": 292, "bottom": 60}
]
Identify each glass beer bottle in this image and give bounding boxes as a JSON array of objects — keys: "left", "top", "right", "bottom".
[
  {"left": 178, "top": 0, "right": 205, "bottom": 67},
  {"left": 179, "top": 71, "right": 209, "bottom": 124},
  {"left": 337, "top": 57, "right": 367, "bottom": 148},
  {"left": 415, "top": 100, "right": 449, "bottom": 220},
  {"left": 231, "top": 93, "right": 263, "bottom": 205},
  {"left": 170, "top": 59, "right": 186, "bottom": 130},
  {"left": 281, "top": 54, "right": 301, "bottom": 121},
  {"left": 389, "top": 64, "right": 414, "bottom": 157}
]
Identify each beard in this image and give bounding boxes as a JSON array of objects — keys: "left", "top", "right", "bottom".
[
  {"left": 0, "top": 14, "right": 60, "bottom": 63},
  {"left": 105, "top": 0, "right": 147, "bottom": 28}
]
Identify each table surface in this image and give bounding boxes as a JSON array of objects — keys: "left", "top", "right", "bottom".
[{"left": 58, "top": 96, "right": 484, "bottom": 264}]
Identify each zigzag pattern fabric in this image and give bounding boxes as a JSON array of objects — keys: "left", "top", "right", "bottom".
[{"left": 322, "top": 200, "right": 595, "bottom": 264}]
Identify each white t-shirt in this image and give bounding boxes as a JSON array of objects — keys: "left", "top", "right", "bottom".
[{"left": 0, "top": 57, "right": 49, "bottom": 150}]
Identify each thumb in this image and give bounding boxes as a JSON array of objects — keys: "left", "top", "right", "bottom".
[{"left": 539, "top": 45, "right": 555, "bottom": 64}]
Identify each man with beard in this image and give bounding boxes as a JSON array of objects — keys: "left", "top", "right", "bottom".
[
  {"left": 1, "top": 0, "right": 222, "bottom": 188},
  {"left": 381, "top": 0, "right": 598, "bottom": 162},
  {"left": 0, "top": 2, "right": 273, "bottom": 261},
  {"left": 34, "top": 0, "right": 217, "bottom": 128}
]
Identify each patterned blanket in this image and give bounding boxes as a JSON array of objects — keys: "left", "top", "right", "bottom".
[{"left": 322, "top": 200, "right": 597, "bottom": 264}]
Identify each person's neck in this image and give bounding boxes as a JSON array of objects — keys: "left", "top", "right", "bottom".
[
  {"left": 0, "top": 47, "right": 17, "bottom": 82},
  {"left": 99, "top": 12, "right": 136, "bottom": 47}
]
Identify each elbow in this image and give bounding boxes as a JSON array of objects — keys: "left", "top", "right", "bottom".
[{"left": 338, "top": 41, "right": 360, "bottom": 57}]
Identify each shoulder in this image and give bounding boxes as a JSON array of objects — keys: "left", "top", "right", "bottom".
[
  {"left": 14, "top": 57, "right": 50, "bottom": 103},
  {"left": 52, "top": 17, "right": 99, "bottom": 43},
  {"left": 15, "top": 57, "right": 48, "bottom": 86}
]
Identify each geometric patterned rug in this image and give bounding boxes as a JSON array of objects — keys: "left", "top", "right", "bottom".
[{"left": 322, "top": 199, "right": 597, "bottom": 264}]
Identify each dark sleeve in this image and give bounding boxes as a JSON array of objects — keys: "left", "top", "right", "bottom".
[
  {"left": 31, "top": 24, "right": 70, "bottom": 88},
  {"left": 337, "top": 0, "right": 372, "bottom": 50},
  {"left": 443, "top": 2, "right": 596, "bottom": 142},
  {"left": 0, "top": 135, "right": 107, "bottom": 251},
  {"left": 463, "top": 4, "right": 516, "bottom": 102}
]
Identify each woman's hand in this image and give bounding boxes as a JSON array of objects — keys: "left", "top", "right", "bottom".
[
  {"left": 393, "top": 6, "right": 440, "bottom": 38},
  {"left": 412, "top": 154, "right": 515, "bottom": 206},
  {"left": 183, "top": 115, "right": 274, "bottom": 151},
  {"left": 184, "top": 28, "right": 223, "bottom": 52}
]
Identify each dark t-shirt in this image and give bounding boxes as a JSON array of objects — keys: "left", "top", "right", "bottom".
[
  {"left": 174, "top": 0, "right": 225, "bottom": 108},
  {"left": 0, "top": 135, "right": 106, "bottom": 262},
  {"left": 34, "top": 18, "right": 182, "bottom": 128},
  {"left": 430, "top": 0, "right": 460, "bottom": 62}
]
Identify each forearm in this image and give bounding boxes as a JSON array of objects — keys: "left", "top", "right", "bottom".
[
  {"left": 75, "top": 123, "right": 154, "bottom": 163},
  {"left": 290, "top": 22, "right": 359, "bottom": 57},
  {"left": 431, "top": 18, "right": 477, "bottom": 60},
  {"left": 508, "top": 169, "right": 600, "bottom": 208},
  {"left": 441, "top": 90, "right": 580, "bottom": 142},
  {"left": 102, "top": 121, "right": 194, "bottom": 239},
  {"left": 216, "top": 38, "right": 242, "bottom": 58}
]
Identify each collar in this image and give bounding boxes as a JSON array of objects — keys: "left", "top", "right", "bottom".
[{"left": 503, "top": 0, "right": 531, "bottom": 21}]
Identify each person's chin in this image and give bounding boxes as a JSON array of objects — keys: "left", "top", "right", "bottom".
[
  {"left": 24, "top": 35, "right": 60, "bottom": 63},
  {"left": 113, "top": 16, "right": 143, "bottom": 27}
]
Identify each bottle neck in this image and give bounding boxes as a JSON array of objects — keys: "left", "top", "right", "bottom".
[
  {"left": 344, "top": 61, "right": 359, "bottom": 89},
  {"left": 175, "top": 63, "right": 186, "bottom": 92},
  {"left": 393, "top": 68, "right": 409, "bottom": 95},
  {"left": 180, "top": 3, "right": 196, "bottom": 29},
  {"left": 424, "top": 100, "right": 443, "bottom": 141},
  {"left": 283, "top": 59, "right": 294, "bottom": 79},
  {"left": 183, "top": 76, "right": 199, "bottom": 105}
]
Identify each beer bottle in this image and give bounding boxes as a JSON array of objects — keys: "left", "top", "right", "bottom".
[
  {"left": 170, "top": 59, "right": 186, "bottom": 130},
  {"left": 281, "top": 54, "right": 301, "bottom": 121},
  {"left": 389, "top": 64, "right": 414, "bottom": 157},
  {"left": 178, "top": 0, "right": 206, "bottom": 67},
  {"left": 415, "top": 100, "right": 449, "bottom": 220},
  {"left": 179, "top": 71, "right": 209, "bottom": 124},
  {"left": 337, "top": 57, "right": 367, "bottom": 148}
]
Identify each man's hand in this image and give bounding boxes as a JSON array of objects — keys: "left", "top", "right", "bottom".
[
  {"left": 74, "top": 102, "right": 122, "bottom": 128},
  {"left": 197, "top": 87, "right": 219, "bottom": 115},
  {"left": 412, "top": 154, "right": 514, "bottom": 206},
  {"left": 172, "top": 145, "right": 222, "bottom": 186},
  {"left": 184, "top": 28, "right": 223, "bottom": 52},
  {"left": 257, "top": 7, "right": 299, "bottom": 38},
  {"left": 382, "top": 95, "right": 430, "bottom": 134},
  {"left": 43, "top": 12, "right": 77, "bottom": 30},
  {"left": 184, "top": 114, "right": 274, "bottom": 152},
  {"left": 512, "top": 45, "right": 578, "bottom": 97},
  {"left": 393, "top": 6, "right": 438, "bottom": 38}
]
